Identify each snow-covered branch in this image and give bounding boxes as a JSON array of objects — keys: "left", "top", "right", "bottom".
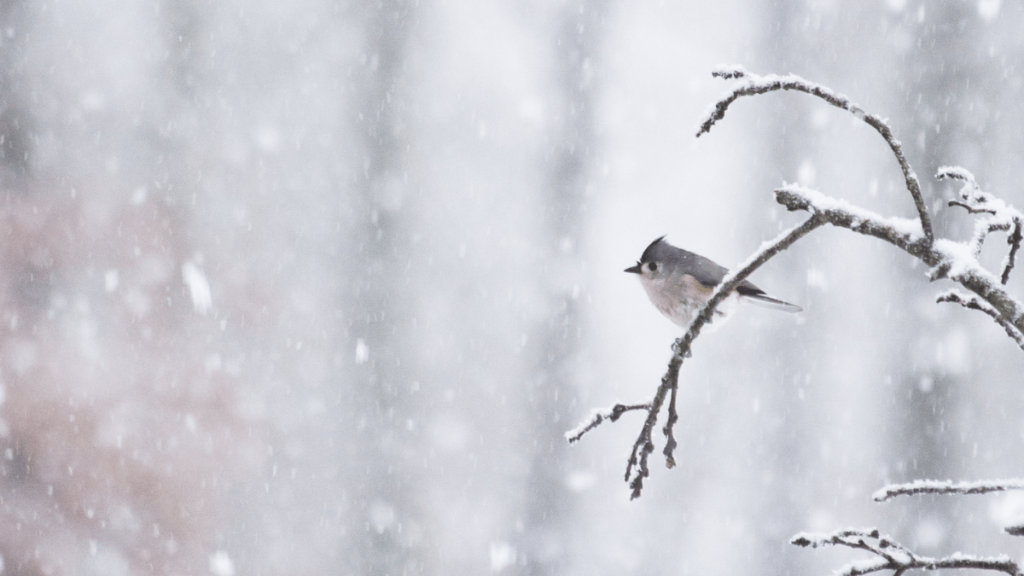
[
  {"left": 937, "top": 166, "right": 1024, "bottom": 285},
  {"left": 699, "top": 67, "right": 1024, "bottom": 340},
  {"left": 775, "top": 182, "right": 1024, "bottom": 340},
  {"left": 872, "top": 478, "right": 1024, "bottom": 502},
  {"left": 774, "top": 184, "right": 929, "bottom": 258},
  {"left": 791, "top": 528, "right": 1022, "bottom": 576},
  {"left": 936, "top": 291, "right": 1024, "bottom": 351},
  {"left": 698, "top": 66, "right": 932, "bottom": 244}
]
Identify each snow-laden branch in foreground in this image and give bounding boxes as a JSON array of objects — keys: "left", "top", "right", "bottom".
[
  {"left": 791, "top": 528, "right": 1023, "bottom": 576},
  {"left": 872, "top": 478, "right": 1024, "bottom": 502},
  {"left": 698, "top": 65, "right": 933, "bottom": 244}
]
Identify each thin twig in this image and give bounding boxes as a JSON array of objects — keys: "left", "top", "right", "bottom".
[
  {"left": 948, "top": 200, "right": 996, "bottom": 215},
  {"left": 937, "top": 292, "right": 1024, "bottom": 352},
  {"left": 1002, "top": 217, "right": 1022, "bottom": 284},
  {"left": 625, "top": 353, "right": 681, "bottom": 499},
  {"left": 662, "top": 376, "right": 679, "bottom": 469},
  {"left": 698, "top": 67, "right": 933, "bottom": 245},
  {"left": 970, "top": 220, "right": 1012, "bottom": 258},
  {"left": 565, "top": 403, "right": 650, "bottom": 444}
]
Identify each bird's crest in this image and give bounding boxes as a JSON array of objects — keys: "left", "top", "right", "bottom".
[{"left": 637, "top": 235, "right": 668, "bottom": 265}]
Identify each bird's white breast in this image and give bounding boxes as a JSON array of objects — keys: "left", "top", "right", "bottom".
[{"left": 639, "top": 273, "right": 738, "bottom": 329}]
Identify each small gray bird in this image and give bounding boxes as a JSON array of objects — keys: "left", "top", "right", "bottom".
[{"left": 625, "top": 236, "right": 802, "bottom": 328}]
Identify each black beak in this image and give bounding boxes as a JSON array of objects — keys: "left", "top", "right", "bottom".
[{"left": 624, "top": 262, "right": 641, "bottom": 274}]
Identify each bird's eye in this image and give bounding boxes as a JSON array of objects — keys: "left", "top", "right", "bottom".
[{"left": 648, "top": 262, "right": 658, "bottom": 272}]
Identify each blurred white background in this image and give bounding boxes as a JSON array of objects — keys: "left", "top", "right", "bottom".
[{"left": 0, "top": 0, "right": 1023, "bottom": 574}]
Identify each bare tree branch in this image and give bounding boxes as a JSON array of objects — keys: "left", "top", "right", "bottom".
[
  {"left": 697, "top": 66, "right": 933, "bottom": 245},
  {"left": 872, "top": 478, "right": 1024, "bottom": 502},
  {"left": 624, "top": 354, "right": 682, "bottom": 499},
  {"left": 936, "top": 291, "right": 1024, "bottom": 351},
  {"left": 791, "top": 528, "right": 1023, "bottom": 576},
  {"left": 661, "top": 374, "right": 679, "bottom": 469},
  {"left": 948, "top": 200, "right": 996, "bottom": 216}
]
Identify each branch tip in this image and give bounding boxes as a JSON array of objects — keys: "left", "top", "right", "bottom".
[
  {"left": 710, "top": 64, "right": 749, "bottom": 80},
  {"left": 936, "top": 292, "right": 1024, "bottom": 352},
  {"left": 565, "top": 403, "right": 650, "bottom": 445}
]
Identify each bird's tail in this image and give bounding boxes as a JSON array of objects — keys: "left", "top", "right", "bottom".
[{"left": 740, "top": 293, "right": 803, "bottom": 313}]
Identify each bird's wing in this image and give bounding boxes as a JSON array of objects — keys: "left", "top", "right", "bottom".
[
  {"left": 679, "top": 249, "right": 800, "bottom": 312},
  {"left": 685, "top": 252, "right": 765, "bottom": 295}
]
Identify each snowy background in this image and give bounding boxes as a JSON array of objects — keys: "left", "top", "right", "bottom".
[{"left": 1, "top": 0, "right": 1023, "bottom": 574}]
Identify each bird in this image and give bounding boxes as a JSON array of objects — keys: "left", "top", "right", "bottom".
[{"left": 624, "top": 236, "right": 801, "bottom": 329}]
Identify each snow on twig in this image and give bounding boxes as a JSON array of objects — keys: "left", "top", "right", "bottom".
[
  {"left": 775, "top": 183, "right": 1024, "bottom": 337},
  {"left": 938, "top": 166, "right": 1024, "bottom": 285},
  {"left": 872, "top": 478, "right": 1024, "bottom": 502},
  {"left": 775, "top": 184, "right": 925, "bottom": 245},
  {"left": 699, "top": 66, "right": 933, "bottom": 244},
  {"left": 661, "top": 373, "right": 679, "bottom": 469},
  {"left": 791, "top": 528, "right": 1023, "bottom": 576},
  {"left": 1006, "top": 525, "right": 1024, "bottom": 537},
  {"left": 936, "top": 291, "right": 1024, "bottom": 351},
  {"left": 565, "top": 403, "right": 649, "bottom": 444}
]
